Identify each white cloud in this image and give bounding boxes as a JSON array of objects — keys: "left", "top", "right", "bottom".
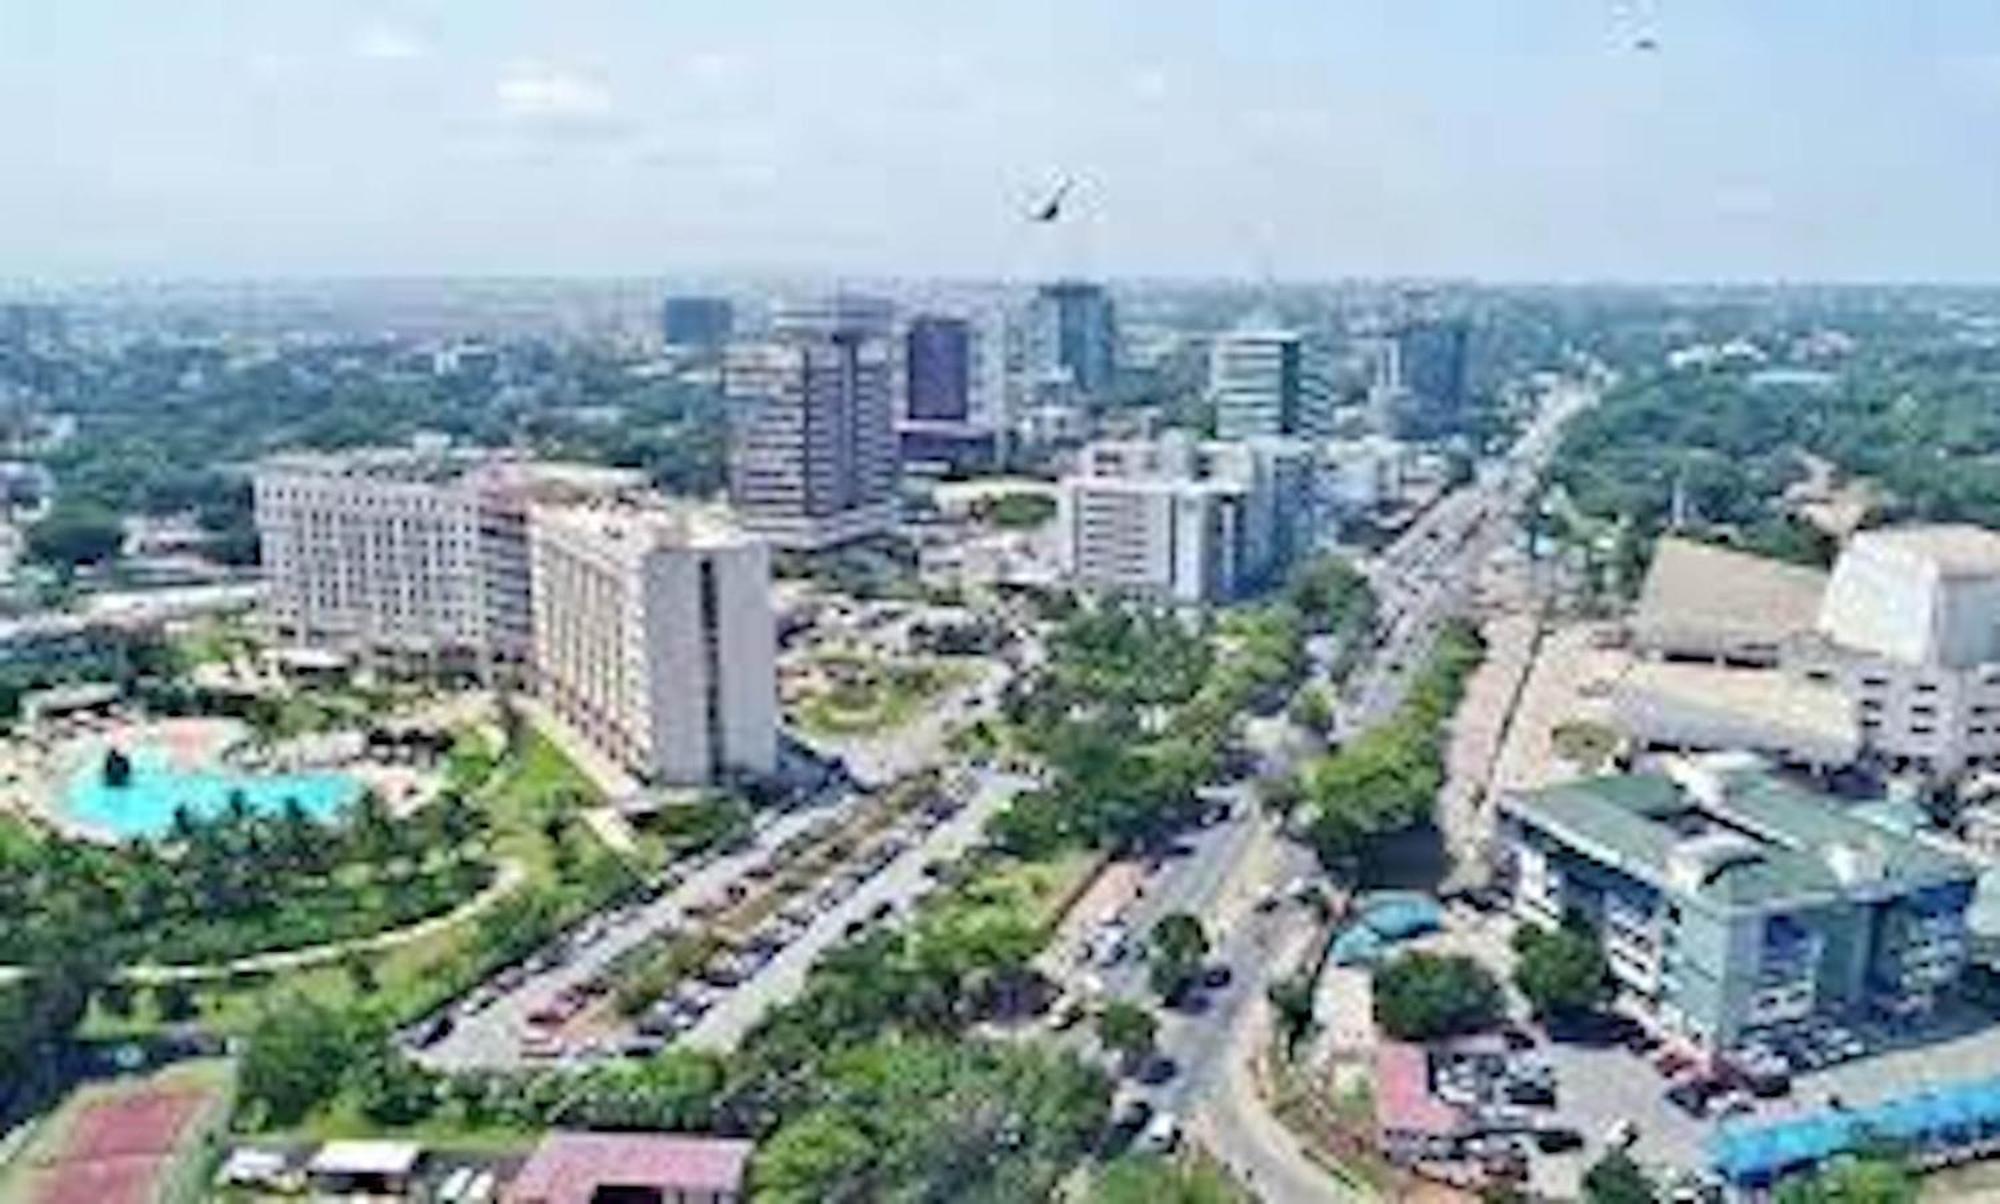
[
  {"left": 496, "top": 61, "right": 614, "bottom": 120},
  {"left": 352, "top": 23, "right": 426, "bottom": 62}
]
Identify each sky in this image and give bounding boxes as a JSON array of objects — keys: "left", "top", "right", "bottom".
[{"left": 6, "top": 1, "right": 2000, "bottom": 283}]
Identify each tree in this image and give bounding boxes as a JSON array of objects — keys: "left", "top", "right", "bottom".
[
  {"left": 1147, "top": 913, "right": 1210, "bottom": 1003},
  {"left": 239, "top": 996, "right": 366, "bottom": 1126},
  {"left": 1268, "top": 972, "right": 1317, "bottom": 1053},
  {"left": 1288, "top": 688, "right": 1334, "bottom": 736},
  {"left": 350, "top": 1046, "right": 439, "bottom": 1126},
  {"left": 1373, "top": 952, "right": 1503, "bottom": 1041},
  {"left": 1582, "top": 1150, "right": 1657, "bottom": 1204},
  {"left": 750, "top": 1107, "right": 877, "bottom": 1204},
  {"left": 1773, "top": 1156, "right": 1918, "bottom": 1204},
  {"left": 27, "top": 502, "right": 124, "bottom": 568},
  {"left": 1513, "top": 919, "right": 1611, "bottom": 1019},
  {"left": 101, "top": 747, "right": 133, "bottom": 788},
  {"left": 1097, "top": 1001, "right": 1158, "bottom": 1069},
  {"left": 341, "top": 949, "right": 380, "bottom": 996}
]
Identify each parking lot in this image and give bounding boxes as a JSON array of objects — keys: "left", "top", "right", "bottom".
[{"left": 414, "top": 766, "right": 1024, "bottom": 1070}]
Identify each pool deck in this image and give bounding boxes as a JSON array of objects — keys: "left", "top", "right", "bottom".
[{"left": 1, "top": 713, "right": 444, "bottom": 841}]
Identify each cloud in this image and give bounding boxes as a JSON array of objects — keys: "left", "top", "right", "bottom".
[
  {"left": 352, "top": 23, "right": 426, "bottom": 62},
  {"left": 496, "top": 61, "right": 614, "bottom": 121}
]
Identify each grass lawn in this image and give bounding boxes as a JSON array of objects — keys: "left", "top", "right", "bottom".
[
  {"left": 794, "top": 655, "right": 974, "bottom": 737},
  {"left": 933, "top": 847, "right": 1101, "bottom": 938},
  {"left": 80, "top": 725, "right": 626, "bottom": 1040}
]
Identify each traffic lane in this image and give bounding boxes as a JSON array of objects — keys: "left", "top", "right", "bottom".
[
  {"left": 1092, "top": 807, "right": 1259, "bottom": 1000},
  {"left": 419, "top": 800, "right": 846, "bottom": 1070},
  {"left": 680, "top": 770, "right": 1027, "bottom": 1051}
]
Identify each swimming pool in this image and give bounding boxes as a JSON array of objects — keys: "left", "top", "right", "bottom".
[{"left": 64, "top": 744, "right": 361, "bottom": 838}]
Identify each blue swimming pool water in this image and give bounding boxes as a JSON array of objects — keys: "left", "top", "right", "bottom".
[{"left": 64, "top": 744, "right": 361, "bottom": 838}]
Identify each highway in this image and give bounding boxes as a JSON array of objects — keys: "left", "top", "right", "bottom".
[{"left": 1175, "top": 381, "right": 1595, "bottom": 1200}]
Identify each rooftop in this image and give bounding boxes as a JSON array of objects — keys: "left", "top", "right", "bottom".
[
  {"left": 1373, "top": 1042, "right": 1466, "bottom": 1138},
  {"left": 1505, "top": 763, "right": 1973, "bottom": 911},
  {"left": 1849, "top": 524, "right": 2000, "bottom": 578},
  {"left": 1632, "top": 537, "right": 1827, "bottom": 653},
  {"left": 530, "top": 501, "right": 757, "bottom": 555},
  {"left": 1614, "top": 660, "right": 1859, "bottom": 762},
  {"left": 307, "top": 1140, "right": 423, "bottom": 1178},
  {"left": 503, "top": 1131, "right": 754, "bottom": 1204}
]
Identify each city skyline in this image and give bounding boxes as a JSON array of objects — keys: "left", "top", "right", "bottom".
[{"left": 9, "top": 2, "right": 2000, "bottom": 283}]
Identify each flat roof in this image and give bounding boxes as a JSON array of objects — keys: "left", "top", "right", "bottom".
[
  {"left": 308, "top": 1140, "right": 423, "bottom": 1177},
  {"left": 504, "top": 1132, "right": 753, "bottom": 1204},
  {"left": 1851, "top": 524, "right": 2000, "bottom": 578},
  {"left": 530, "top": 501, "right": 755, "bottom": 554},
  {"left": 1373, "top": 1042, "right": 1465, "bottom": 1138},
  {"left": 1505, "top": 767, "right": 1974, "bottom": 911},
  {"left": 1632, "top": 538, "right": 1827, "bottom": 651},
  {"left": 1616, "top": 661, "right": 1858, "bottom": 753}
]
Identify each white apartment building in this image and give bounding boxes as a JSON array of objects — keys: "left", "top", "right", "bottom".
[
  {"left": 253, "top": 448, "right": 642, "bottom": 674},
  {"left": 1629, "top": 525, "right": 2000, "bottom": 779},
  {"left": 725, "top": 295, "right": 900, "bottom": 551},
  {"left": 1801, "top": 526, "right": 2000, "bottom": 777},
  {"left": 529, "top": 504, "right": 777, "bottom": 786},
  {"left": 1055, "top": 433, "right": 1309, "bottom": 603},
  {"left": 1208, "top": 328, "right": 1329, "bottom": 440}
]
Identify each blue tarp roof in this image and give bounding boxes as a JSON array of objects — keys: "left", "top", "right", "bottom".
[{"left": 1711, "top": 1076, "right": 2000, "bottom": 1182}]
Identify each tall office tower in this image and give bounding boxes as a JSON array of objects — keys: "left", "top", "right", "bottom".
[
  {"left": 1030, "top": 280, "right": 1118, "bottom": 396},
  {"left": 253, "top": 447, "right": 643, "bottom": 675},
  {"left": 1055, "top": 432, "right": 1308, "bottom": 603},
  {"left": 1392, "top": 317, "right": 1472, "bottom": 438},
  {"left": 904, "top": 316, "right": 973, "bottom": 422},
  {"left": 1209, "top": 328, "right": 1332, "bottom": 439},
  {"left": 899, "top": 313, "right": 1005, "bottom": 471},
  {"left": 724, "top": 294, "right": 900, "bottom": 550},
  {"left": 660, "top": 296, "right": 734, "bottom": 351},
  {"left": 530, "top": 504, "right": 777, "bottom": 786}
]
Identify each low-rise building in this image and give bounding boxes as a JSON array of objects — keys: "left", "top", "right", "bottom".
[
  {"left": 1498, "top": 757, "right": 1978, "bottom": 1053},
  {"left": 505, "top": 1131, "right": 754, "bottom": 1204},
  {"left": 1626, "top": 526, "right": 2000, "bottom": 779},
  {"left": 529, "top": 504, "right": 777, "bottom": 788}
]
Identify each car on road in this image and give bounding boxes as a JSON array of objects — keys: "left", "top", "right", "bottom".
[
  {"left": 1135, "top": 1111, "right": 1181, "bottom": 1155},
  {"left": 1135, "top": 1053, "right": 1177, "bottom": 1085}
]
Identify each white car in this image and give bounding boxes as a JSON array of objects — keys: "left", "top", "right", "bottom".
[{"left": 1136, "top": 1111, "right": 1181, "bottom": 1155}]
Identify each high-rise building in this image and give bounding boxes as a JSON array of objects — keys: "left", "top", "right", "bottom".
[
  {"left": 660, "top": 296, "right": 734, "bottom": 351},
  {"left": 899, "top": 312, "right": 1006, "bottom": 471},
  {"left": 1209, "top": 328, "right": 1330, "bottom": 440},
  {"left": 529, "top": 504, "right": 776, "bottom": 786},
  {"left": 1391, "top": 317, "right": 1471, "bottom": 437},
  {"left": 1055, "top": 432, "right": 1308, "bottom": 603},
  {"left": 904, "top": 316, "right": 973, "bottom": 423},
  {"left": 1030, "top": 281, "right": 1118, "bottom": 396},
  {"left": 252, "top": 448, "right": 644, "bottom": 674},
  {"left": 725, "top": 294, "right": 900, "bottom": 550}
]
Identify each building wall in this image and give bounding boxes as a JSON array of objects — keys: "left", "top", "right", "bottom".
[
  {"left": 254, "top": 465, "right": 496, "bottom": 666},
  {"left": 530, "top": 508, "right": 776, "bottom": 786},
  {"left": 726, "top": 304, "right": 901, "bottom": 551},
  {"left": 1498, "top": 805, "right": 1975, "bottom": 1052}
]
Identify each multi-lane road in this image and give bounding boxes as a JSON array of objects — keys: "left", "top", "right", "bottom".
[{"left": 1076, "top": 381, "right": 1597, "bottom": 1201}]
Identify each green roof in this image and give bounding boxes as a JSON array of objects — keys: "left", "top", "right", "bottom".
[{"left": 1508, "top": 768, "right": 1974, "bottom": 912}]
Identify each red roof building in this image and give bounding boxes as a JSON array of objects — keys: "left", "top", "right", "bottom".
[
  {"left": 504, "top": 1131, "right": 754, "bottom": 1204},
  {"left": 1375, "top": 1042, "right": 1469, "bottom": 1164}
]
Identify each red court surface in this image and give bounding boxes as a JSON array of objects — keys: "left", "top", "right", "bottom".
[{"left": 33, "top": 1086, "right": 210, "bottom": 1204}]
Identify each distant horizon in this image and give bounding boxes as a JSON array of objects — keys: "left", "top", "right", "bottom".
[{"left": 13, "top": 271, "right": 2000, "bottom": 293}]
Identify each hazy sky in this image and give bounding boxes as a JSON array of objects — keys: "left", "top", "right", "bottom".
[{"left": 7, "top": 1, "right": 2000, "bottom": 282}]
